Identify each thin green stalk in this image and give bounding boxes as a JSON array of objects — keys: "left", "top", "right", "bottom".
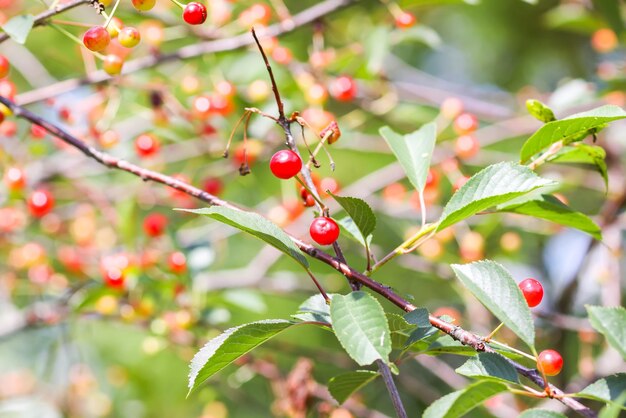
[{"left": 50, "top": 24, "right": 105, "bottom": 59}]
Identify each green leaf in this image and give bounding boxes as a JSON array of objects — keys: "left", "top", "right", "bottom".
[
  {"left": 600, "top": 392, "right": 626, "bottom": 418},
  {"left": 526, "top": 99, "right": 556, "bottom": 123},
  {"left": 178, "top": 207, "right": 308, "bottom": 268},
  {"left": 1, "top": 14, "right": 35, "bottom": 44},
  {"left": 586, "top": 305, "right": 626, "bottom": 360},
  {"left": 292, "top": 294, "right": 333, "bottom": 325},
  {"left": 404, "top": 308, "right": 431, "bottom": 327},
  {"left": 591, "top": 0, "right": 624, "bottom": 35},
  {"left": 548, "top": 144, "right": 608, "bottom": 189},
  {"left": 426, "top": 335, "right": 480, "bottom": 356},
  {"left": 518, "top": 409, "right": 568, "bottom": 418},
  {"left": 329, "top": 193, "right": 376, "bottom": 246},
  {"left": 393, "top": 25, "right": 442, "bottom": 49},
  {"left": 576, "top": 374, "right": 626, "bottom": 408},
  {"left": 438, "top": 162, "right": 555, "bottom": 231},
  {"left": 365, "top": 26, "right": 389, "bottom": 74},
  {"left": 423, "top": 381, "right": 507, "bottom": 418},
  {"left": 451, "top": 260, "right": 535, "bottom": 349},
  {"left": 379, "top": 123, "right": 437, "bottom": 194},
  {"left": 330, "top": 292, "right": 391, "bottom": 366},
  {"left": 520, "top": 105, "right": 626, "bottom": 163},
  {"left": 336, "top": 216, "right": 372, "bottom": 248},
  {"left": 455, "top": 352, "right": 519, "bottom": 384},
  {"left": 498, "top": 195, "right": 602, "bottom": 240},
  {"left": 188, "top": 320, "right": 294, "bottom": 394},
  {"left": 328, "top": 370, "right": 379, "bottom": 404}
]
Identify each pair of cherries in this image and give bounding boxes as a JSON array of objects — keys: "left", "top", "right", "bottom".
[{"left": 269, "top": 149, "right": 339, "bottom": 246}]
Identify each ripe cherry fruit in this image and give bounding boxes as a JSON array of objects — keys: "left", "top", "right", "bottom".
[
  {"left": 83, "top": 26, "right": 110, "bottom": 52},
  {"left": 537, "top": 349, "right": 563, "bottom": 376},
  {"left": 330, "top": 76, "right": 358, "bottom": 102},
  {"left": 183, "top": 2, "right": 208, "bottom": 25},
  {"left": 28, "top": 189, "right": 55, "bottom": 218},
  {"left": 143, "top": 213, "right": 168, "bottom": 237},
  {"left": 309, "top": 216, "right": 340, "bottom": 245},
  {"left": 269, "top": 149, "right": 302, "bottom": 179},
  {"left": 135, "top": 133, "right": 160, "bottom": 157},
  {"left": 453, "top": 112, "right": 479, "bottom": 135},
  {"left": 0, "top": 55, "right": 10, "bottom": 78},
  {"left": 168, "top": 251, "right": 187, "bottom": 273},
  {"left": 103, "top": 268, "right": 125, "bottom": 289},
  {"left": 4, "top": 167, "right": 26, "bottom": 190},
  {"left": 519, "top": 278, "right": 544, "bottom": 307},
  {"left": 395, "top": 11, "right": 416, "bottom": 29}
]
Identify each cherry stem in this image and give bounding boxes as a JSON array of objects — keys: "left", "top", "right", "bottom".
[
  {"left": 487, "top": 339, "right": 536, "bottom": 362},
  {"left": 251, "top": 27, "right": 285, "bottom": 121},
  {"left": 50, "top": 19, "right": 92, "bottom": 28},
  {"left": 168, "top": 0, "right": 186, "bottom": 10},
  {"left": 484, "top": 322, "right": 504, "bottom": 341},
  {"left": 49, "top": 23, "right": 105, "bottom": 60},
  {"left": 369, "top": 222, "right": 437, "bottom": 275},
  {"left": 305, "top": 269, "right": 330, "bottom": 302},
  {"left": 104, "top": 0, "right": 121, "bottom": 28}
]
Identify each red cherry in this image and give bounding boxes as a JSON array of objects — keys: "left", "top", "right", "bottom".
[
  {"left": 425, "top": 168, "right": 440, "bottom": 189},
  {"left": 330, "top": 76, "right": 358, "bottom": 102},
  {"left": 395, "top": 11, "right": 416, "bottom": 29},
  {"left": 455, "top": 135, "right": 480, "bottom": 160},
  {"left": 203, "top": 177, "right": 223, "bottom": 196},
  {"left": 143, "top": 213, "right": 168, "bottom": 237},
  {"left": 209, "top": 94, "right": 234, "bottom": 116},
  {"left": 300, "top": 187, "right": 315, "bottom": 207},
  {"left": 135, "top": 133, "right": 160, "bottom": 157},
  {"left": 83, "top": 26, "right": 111, "bottom": 52},
  {"left": 183, "top": 2, "right": 208, "bottom": 25},
  {"left": 168, "top": 251, "right": 187, "bottom": 273},
  {"left": 537, "top": 349, "right": 563, "bottom": 376},
  {"left": 453, "top": 113, "right": 479, "bottom": 135},
  {"left": 519, "top": 278, "right": 544, "bottom": 308},
  {"left": 28, "top": 189, "right": 54, "bottom": 218},
  {"left": 309, "top": 216, "right": 340, "bottom": 245},
  {"left": 0, "top": 55, "right": 10, "bottom": 78},
  {"left": 4, "top": 167, "right": 26, "bottom": 190},
  {"left": 103, "top": 268, "right": 125, "bottom": 289},
  {"left": 269, "top": 149, "right": 302, "bottom": 179},
  {"left": 31, "top": 124, "right": 47, "bottom": 139}
]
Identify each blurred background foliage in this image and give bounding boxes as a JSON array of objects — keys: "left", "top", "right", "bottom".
[{"left": 0, "top": 0, "right": 624, "bottom": 417}]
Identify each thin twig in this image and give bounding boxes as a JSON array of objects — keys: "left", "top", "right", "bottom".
[
  {"left": 0, "top": 95, "right": 598, "bottom": 418},
  {"left": 251, "top": 27, "right": 285, "bottom": 121},
  {"left": 376, "top": 360, "right": 408, "bottom": 418}
]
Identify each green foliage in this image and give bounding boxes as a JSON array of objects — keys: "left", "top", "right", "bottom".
[
  {"left": 547, "top": 144, "right": 608, "bottom": 189},
  {"left": 330, "top": 292, "right": 391, "bottom": 366},
  {"left": 520, "top": 105, "right": 626, "bottom": 163},
  {"left": 498, "top": 195, "right": 602, "bottom": 240},
  {"left": 188, "top": 320, "right": 295, "bottom": 394},
  {"left": 328, "top": 370, "right": 379, "bottom": 404},
  {"left": 576, "top": 374, "right": 626, "bottom": 408},
  {"left": 451, "top": 261, "right": 535, "bottom": 349},
  {"left": 455, "top": 352, "right": 519, "bottom": 384},
  {"left": 179, "top": 207, "right": 308, "bottom": 267},
  {"left": 437, "top": 162, "right": 555, "bottom": 231},
  {"left": 526, "top": 99, "right": 556, "bottom": 123},
  {"left": 1, "top": 14, "right": 35, "bottom": 44},
  {"left": 292, "top": 293, "right": 333, "bottom": 324},
  {"left": 423, "top": 381, "right": 508, "bottom": 418},
  {"left": 518, "top": 410, "right": 567, "bottom": 418},
  {"left": 329, "top": 192, "right": 376, "bottom": 259},
  {"left": 586, "top": 306, "right": 626, "bottom": 360}
]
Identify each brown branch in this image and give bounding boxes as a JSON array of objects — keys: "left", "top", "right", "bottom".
[
  {"left": 251, "top": 27, "right": 285, "bottom": 121},
  {"left": 0, "top": 0, "right": 93, "bottom": 44},
  {"left": 15, "top": 0, "right": 355, "bottom": 105},
  {"left": 0, "top": 95, "right": 597, "bottom": 418}
]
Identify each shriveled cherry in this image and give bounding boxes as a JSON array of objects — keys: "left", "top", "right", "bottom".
[
  {"left": 330, "top": 76, "right": 357, "bottom": 102},
  {"left": 537, "top": 349, "right": 563, "bottom": 376},
  {"left": 143, "top": 213, "right": 168, "bottom": 237},
  {"left": 168, "top": 251, "right": 187, "bottom": 274},
  {"left": 309, "top": 216, "right": 340, "bottom": 245},
  {"left": 28, "top": 189, "right": 54, "bottom": 218},
  {"left": 519, "top": 278, "right": 544, "bottom": 307},
  {"left": 183, "top": 2, "right": 208, "bottom": 25},
  {"left": 83, "top": 26, "right": 110, "bottom": 52},
  {"left": 270, "top": 149, "right": 302, "bottom": 179},
  {"left": 135, "top": 133, "right": 160, "bottom": 157}
]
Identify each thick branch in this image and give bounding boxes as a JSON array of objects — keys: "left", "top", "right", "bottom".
[
  {"left": 0, "top": 0, "right": 93, "bottom": 44},
  {"left": 15, "top": 0, "right": 354, "bottom": 105},
  {"left": 0, "top": 95, "right": 597, "bottom": 418}
]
